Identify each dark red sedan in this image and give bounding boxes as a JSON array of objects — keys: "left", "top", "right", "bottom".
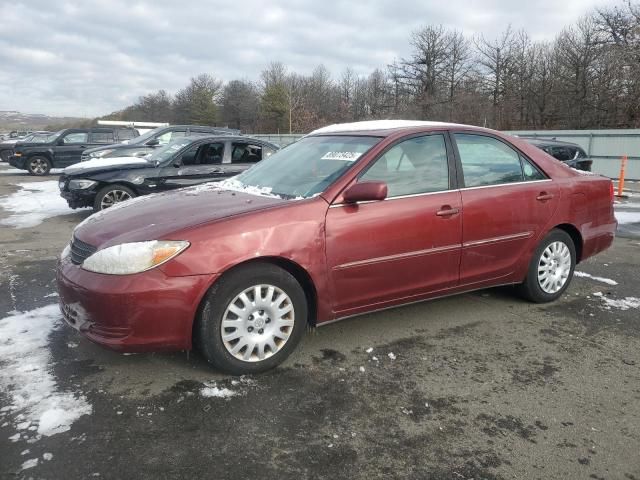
[{"left": 57, "top": 121, "right": 617, "bottom": 374}]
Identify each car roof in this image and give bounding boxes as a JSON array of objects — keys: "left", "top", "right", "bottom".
[
  {"left": 521, "top": 137, "right": 583, "bottom": 149},
  {"left": 308, "top": 120, "right": 476, "bottom": 136},
  {"left": 178, "top": 134, "right": 279, "bottom": 149}
]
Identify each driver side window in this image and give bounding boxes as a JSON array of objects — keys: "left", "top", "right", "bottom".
[{"left": 359, "top": 135, "right": 450, "bottom": 197}]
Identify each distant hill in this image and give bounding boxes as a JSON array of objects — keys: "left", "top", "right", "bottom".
[{"left": 0, "top": 110, "right": 90, "bottom": 130}]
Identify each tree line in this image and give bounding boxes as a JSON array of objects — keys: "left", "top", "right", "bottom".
[{"left": 102, "top": 1, "right": 640, "bottom": 133}]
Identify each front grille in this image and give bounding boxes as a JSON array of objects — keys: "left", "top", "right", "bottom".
[{"left": 70, "top": 237, "right": 97, "bottom": 265}]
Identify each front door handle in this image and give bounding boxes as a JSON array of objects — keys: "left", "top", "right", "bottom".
[
  {"left": 436, "top": 206, "right": 460, "bottom": 217},
  {"left": 536, "top": 192, "right": 554, "bottom": 201}
]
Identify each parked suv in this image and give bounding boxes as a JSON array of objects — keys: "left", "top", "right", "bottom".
[
  {"left": 523, "top": 138, "right": 593, "bottom": 172},
  {"left": 0, "top": 131, "right": 52, "bottom": 162},
  {"left": 81, "top": 125, "right": 241, "bottom": 161},
  {"left": 59, "top": 135, "right": 278, "bottom": 211},
  {"left": 9, "top": 127, "right": 139, "bottom": 175}
]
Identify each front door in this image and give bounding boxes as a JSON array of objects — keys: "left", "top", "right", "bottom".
[
  {"left": 452, "top": 132, "right": 560, "bottom": 286},
  {"left": 325, "top": 134, "right": 462, "bottom": 316}
]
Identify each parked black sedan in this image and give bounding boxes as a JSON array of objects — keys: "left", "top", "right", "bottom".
[
  {"left": 523, "top": 138, "right": 593, "bottom": 171},
  {"left": 59, "top": 135, "right": 279, "bottom": 211}
]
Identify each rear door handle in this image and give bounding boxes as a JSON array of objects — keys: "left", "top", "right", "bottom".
[
  {"left": 536, "top": 192, "right": 554, "bottom": 201},
  {"left": 436, "top": 206, "right": 460, "bottom": 217}
]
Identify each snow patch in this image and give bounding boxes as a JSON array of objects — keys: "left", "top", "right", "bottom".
[
  {"left": 63, "top": 156, "right": 149, "bottom": 174},
  {"left": 0, "top": 181, "right": 88, "bottom": 228},
  {"left": 201, "top": 385, "right": 236, "bottom": 398},
  {"left": 183, "top": 177, "right": 283, "bottom": 199},
  {"left": 21, "top": 458, "right": 38, "bottom": 470},
  {"left": 0, "top": 305, "right": 92, "bottom": 441},
  {"left": 574, "top": 271, "right": 618, "bottom": 286},
  {"left": 593, "top": 293, "right": 640, "bottom": 311},
  {"left": 615, "top": 211, "right": 640, "bottom": 225}
]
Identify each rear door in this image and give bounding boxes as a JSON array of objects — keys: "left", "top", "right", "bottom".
[
  {"left": 159, "top": 141, "right": 227, "bottom": 189},
  {"left": 224, "top": 141, "right": 274, "bottom": 176},
  {"left": 55, "top": 130, "right": 90, "bottom": 166},
  {"left": 325, "top": 133, "right": 462, "bottom": 316},
  {"left": 452, "top": 132, "right": 559, "bottom": 286}
]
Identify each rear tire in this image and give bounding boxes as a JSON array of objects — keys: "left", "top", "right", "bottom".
[
  {"left": 93, "top": 184, "right": 136, "bottom": 212},
  {"left": 518, "top": 229, "right": 576, "bottom": 303},
  {"left": 196, "top": 263, "right": 307, "bottom": 375},
  {"left": 27, "top": 156, "right": 51, "bottom": 176}
]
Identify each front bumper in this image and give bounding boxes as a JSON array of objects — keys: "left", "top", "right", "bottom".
[
  {"left": 60, "top": 188, "right": 97, "bottom": 209},
  {"left": 56, "top": 254, "right": 217, "bottom": 352},
  {"left": 8, "top": 155, "right": 26, "bottom": 169}
]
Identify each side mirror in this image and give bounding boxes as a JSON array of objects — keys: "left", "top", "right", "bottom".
[
  {"left": 57, "top": 138, "right": 66, "bottom": 146},
  {"left": 342, "top": 181, "right": 388, "bottom": 204},
  {"left": 173, "top": 161, "right": 181, "bottom": 168},
  {"left": 147, "top": 138, "right": 160, "bottom": 147}
]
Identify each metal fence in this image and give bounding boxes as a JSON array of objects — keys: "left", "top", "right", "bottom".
[
  {"left": 251, "top": 129, "right": 640, "bottom": 180},
  {"left": 507, "top": 129, "right": 640, "bottom": 180}
]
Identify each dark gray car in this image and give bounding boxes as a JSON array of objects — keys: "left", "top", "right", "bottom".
[{"left": 60, "top": 135, "right": 279, "bottom": 211}]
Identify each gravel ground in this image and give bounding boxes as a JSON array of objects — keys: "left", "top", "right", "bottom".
[{"left": 1, "top": 164, "right": 639, "bottom": 480}]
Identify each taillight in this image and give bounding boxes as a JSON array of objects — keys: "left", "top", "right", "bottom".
[{"left": 610, "top": 181, "right": 614, "bottom": 202}]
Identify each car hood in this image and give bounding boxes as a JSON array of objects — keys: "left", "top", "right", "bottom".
[
  {"left": 63, "top": 156, "right": 151, "bottom": 175},
  {"left": 74, "top": 186, "right": 287, "bottom": 247}
]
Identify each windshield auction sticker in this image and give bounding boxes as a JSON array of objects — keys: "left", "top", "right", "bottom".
[{"left": 321, "top": 152, "right": 362, "bottom": 161}]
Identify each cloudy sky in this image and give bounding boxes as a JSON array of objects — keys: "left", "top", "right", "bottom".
[{"left": 0, "top": 0, "right": 621, "bottom": 117}]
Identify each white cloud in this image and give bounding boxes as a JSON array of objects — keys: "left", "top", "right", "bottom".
[{"left": 0, "top": 0, "right": 623, "bottom": 117}]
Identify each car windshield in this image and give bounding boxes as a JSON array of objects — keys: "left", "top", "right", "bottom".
[
  {"left": 148, "top": 138, "right": 193, "bottom": 164},
  {"left": 232, "top": 135, "right": 382, "bottom": 198}
]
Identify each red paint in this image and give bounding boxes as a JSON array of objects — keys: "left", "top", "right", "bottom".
[{"left": 56, "top": 124, "right": 617, "bottom": 352}]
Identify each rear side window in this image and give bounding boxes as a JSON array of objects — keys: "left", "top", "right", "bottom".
[
  {"left": 231, "top": 143, "right": 264, "bottom": 163},
  {"left": 156, "top": 130, "right": 187, "bottom": 145},
  {"left": 61, "top": 132, "right": 88, "bottom": 144},
  {"left": 454, "top": 134, "right": 524, "bottom": 187},
  {"left": 117, "top": 128, "right": 136, "bottom": 140},
  {"left": 360, "top": 135, "right": 449, "bottom": 197},
  {"left": 522, "top": 157, "right": 546, "bottom": 180},
  {"left": 90, "top": 130, "right": 115, "bottom": 144}
]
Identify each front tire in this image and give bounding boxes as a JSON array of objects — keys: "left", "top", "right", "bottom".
[
  {"left": 93, "top": 184, "right": 136, "bottom": 212},
  {"left": 0, "top": 150, "right": 11, "bottom": 162},
  {"left": 519, "top": 229, "right": 576, "bottom": 303},
  {"left": 196, "top": 263, "right": 308, "bottom": 375},
  {"left": 27, "top": 156, "right": 51, "bottom": 176}
]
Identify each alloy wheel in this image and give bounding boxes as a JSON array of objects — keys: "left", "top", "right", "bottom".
[
  {"left": 220, "top": 284, "right": 295, "bottom": 362},
  {"left": 29, "top": 158, "right": 48, "bottom": 175},
  {"left": 537, "top": 241, "right": 572, "bottom": 294},
  {"left": 100, "top": 189, "right": 132, "bottom": 210}
]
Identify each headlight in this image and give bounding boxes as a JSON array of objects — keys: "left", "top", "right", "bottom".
[
  {"left": 82, "top": 240, "right": 189, "bottom": 275},
  {"left": 90, "top": 149, "right": 113, "bottom": 158},
  {"left": 68, "top": 179, "right": 97, "bottom": 190}
]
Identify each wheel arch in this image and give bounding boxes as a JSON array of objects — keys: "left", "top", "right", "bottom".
[
  {"left": 552, "top": 223, "right": 583, "bottom": 263},
  {"left": 193, "top": 256, "right": 319, "bottom": 339}
]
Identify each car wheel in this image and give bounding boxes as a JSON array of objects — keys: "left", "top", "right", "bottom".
[
  {"left": 93, "top": 184, "right": 136, "bottom": 212},
  {"left": 518, "top": 229, "right": 576, "bottom": 303},
  {"left": 196, "top": 263, "right": 308, "bottom": 375},
  {"left": 27, "top": 156, "right": 51, "bottom": 176},
  {"left": 0, "top": 150, "right": 10, "bottom": 162}
]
